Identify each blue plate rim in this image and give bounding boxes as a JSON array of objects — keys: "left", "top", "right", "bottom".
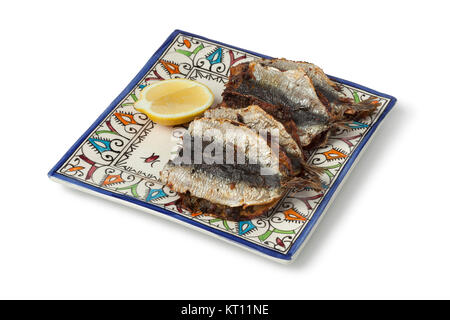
[{"left": 48, "top": 29, "right": 397, "bottom": 261}]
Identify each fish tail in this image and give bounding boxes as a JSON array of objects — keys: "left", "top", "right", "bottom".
[
  {"left": 338, "top": 96, "right": 354, "bottom": 104},
  {"left": 283, "top": 163, "right": 323, "bottom": 191},
  {"left": 333, "top": 82, "right": 344, "bottom": 93},
  {"left": 303, "top": 161, "right": 325, "bottom": 177},
  {"left": 283, "top": 176, "right": 322, "bottom": 191},
  {"left": 343, "top": 96, "right": 381, "bottom": 119},
  {"left": 303, "top": 164, "right": 324, "bottom": 191},
  {"left": 331, "top": 118, "right": 351, "bottom": 129}
]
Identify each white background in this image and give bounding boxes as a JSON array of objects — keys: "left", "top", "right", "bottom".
[{"left": 1, "top": 0, "right": 449, "bottom": 300}]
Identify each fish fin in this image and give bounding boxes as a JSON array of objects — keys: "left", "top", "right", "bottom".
[
  {"left": 338, "top": 96, "right": 354, "bottom": 104},
  {"left": 283, "top": 161, "right": 323, "bottom": 191},
  {"left": 344, "top": 96, "right": 381, "bottom": 119},
  {"left": 331, "top": 117, "right": 352, "bottom": 129},
  {"left": 302, "top": 162, "right": 324, "bottom": 191},
  {"left": 317, "top": 90, "right": 333, "bottom": 114},
  {"left": 331, "top": 96, "right": 380, "bottom": 122},
  {"left": 302, "top": 161, "right": 325, "bottom": 177},
  {"left": 283, "top": 175, "right": 323, "bottom": 191},
  {"left": 303, "top": 130, "right": 331, "bottom": 150},
  {"left": 333, "top": 82, "right": 344, "bottom": 92}
]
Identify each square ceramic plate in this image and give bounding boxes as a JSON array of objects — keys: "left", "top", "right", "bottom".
[{"left": 48, "top": 29, "right": 397, "bottom": 263}]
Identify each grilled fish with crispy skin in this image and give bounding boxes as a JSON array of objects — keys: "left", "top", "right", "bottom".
[
  {"left": 160, "top": 117, "right": 321, "bottom": 221},
  {"left": 205, "top": 105, "right": 303, "bottom": 161},
  {"left": 223, "top": 60, "right": 332, "bottom": 148},
  {"left": 160, "top": 118, "right": 289, "bottom": 207},
  {"left": 204, "top": 105, "right": 322, "bottom": 180},
  {"left": 257, "top": 58, "right": 379, "bottom": 118},
  {"left": 223, "top": 59, "right": 379, "bottom": 149}
]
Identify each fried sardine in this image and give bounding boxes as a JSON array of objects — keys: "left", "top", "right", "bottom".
[
  {"left": 222, "top": 58, "right": 379, "bottom": 148},
  {"left": 160, "top": 117, "right": 320, "bottom": 221},
  {"left": 258, "top": 58, "right": 379, "bottom": 118},
  {"left": 204, "top": 105, "right": 321, "bottom": 178}
]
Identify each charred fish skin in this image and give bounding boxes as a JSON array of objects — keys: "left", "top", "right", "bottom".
[
  {"left": 178, "top": 192, "right": 278, "bottom": 222},
  {"left": 296, "top": 61, "right": 348, "bottom": 104},
  {"left": 160, "top": 116, "right": 323, "bottom": 212},
  {"left": 258, "top": 58, "right": 345, "bottom": 104},
  {"left": 187, "top": 117, "right": 292, "bottom": 177},
  {"left": 203, "top": 105, "right": 323, "bottom": 184},
  {"left": 204, "top": 105, "right": 303, "bottom": 161},
  {"left": 160, "top": 117, "right": 293, "bottom": 208},
  {"left": 220, "top": 91, "right": 303, "bottom": 151},
  {"left": 160, "top": 161, "right": 284, "bottom": 208},
  {"left": 257, "top": 58, "right": 379, "bottom": 118},
  {"left": 223, "top": 61, "right": 331, "bottom": 147},
  {"left": 205, "top": 105, "right": 304, "bottom": 176},
  {"left": 248, "top": 61, "right": 330, "bottom": 122},
  {"left": 223, "top": 63, "right": 296, "bottom": 123}
]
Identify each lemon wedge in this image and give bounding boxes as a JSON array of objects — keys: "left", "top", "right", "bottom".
[{"left": 134, "top": 79, "right": 214, "bottom": 126}]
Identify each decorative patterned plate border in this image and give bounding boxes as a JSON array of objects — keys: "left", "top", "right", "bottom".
[{"left": 48, "top": 30, "right": 397, "bottom": 263}]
